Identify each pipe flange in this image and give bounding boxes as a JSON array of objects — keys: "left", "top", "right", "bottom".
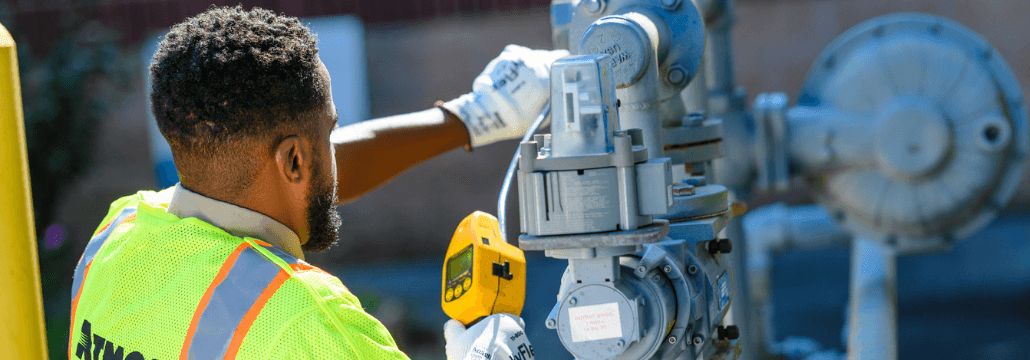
[{"left": 519, "top": 219, "right": 670, "bottom": 251}]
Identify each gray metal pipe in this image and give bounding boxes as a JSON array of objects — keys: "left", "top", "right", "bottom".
[
  {"left": 680, "top": 56, "right": 709, "bottom": 115},
  {"left": 618, "top": 71, "right": 663, "bottom": 158},
  {"left": 847, "top": 237, "right": 898, "bottom": 360},
  {"left": 611, "top": 14, "right": 665, "bottom": 159},
  {"left": 703, "top": 0, "right": 737, "bottom": 102},
  {"left": 743, "top": 203, "right": 852, "bottom": 359}
]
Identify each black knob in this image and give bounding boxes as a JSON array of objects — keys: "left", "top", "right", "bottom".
[
  {"left": 707, "top": 239, "right": 733, "bottom": 255},
  {"left": 717, "top": 325, "right": 740, "bottom": 340}
]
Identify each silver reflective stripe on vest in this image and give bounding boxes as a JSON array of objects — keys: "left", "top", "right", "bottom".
[
  {"left": 184, "top": 246, "right": 295, "bottom": 359},
  {"left": 261, "top": 244, "right": 302, "bottom": 266},
  {"left": 71, "top": 207, "right": 138, "bottom": 298}
]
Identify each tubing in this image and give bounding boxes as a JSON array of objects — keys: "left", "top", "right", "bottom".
[{"left": 497, "top": 102, "right": 551, "bottom": 244}]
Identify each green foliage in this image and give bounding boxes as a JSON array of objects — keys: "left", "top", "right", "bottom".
[{"left": 19, "top": 21, "right": 135, "bottom": 245}]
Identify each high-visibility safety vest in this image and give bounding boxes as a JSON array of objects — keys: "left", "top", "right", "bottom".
[{"left": 69, "top": 188, "right": 411, "bottom": 360}]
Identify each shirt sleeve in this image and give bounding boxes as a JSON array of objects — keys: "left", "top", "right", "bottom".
[{"left": 262, "top": 269, "right": 412, "bottom": 360}]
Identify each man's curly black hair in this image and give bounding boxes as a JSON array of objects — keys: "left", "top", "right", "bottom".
[{"left": 150, "top": 5, "right": 328, "bottom": 194}]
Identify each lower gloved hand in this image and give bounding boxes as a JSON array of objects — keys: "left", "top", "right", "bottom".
[
  {"left": 443, "top": 313, "right": 535, "bottom": 360},
  {"left": 442, "top": 45, "right": 569, "bottom": 149}
]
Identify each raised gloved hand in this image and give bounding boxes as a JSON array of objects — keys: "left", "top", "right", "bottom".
[
  {"left": 443, "top": 313, "right": 535, "bottom": 360},
  {"left": 442, "top": 45, "right": 570, "bottom": 148}
]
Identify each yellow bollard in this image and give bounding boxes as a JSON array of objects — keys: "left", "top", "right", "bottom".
[{"left": 0, "top": 23, "right": 49, "bottom": 359}]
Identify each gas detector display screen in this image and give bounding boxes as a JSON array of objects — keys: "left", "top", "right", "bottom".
[{"left": 448, "top": 246, "right": 473, "bottom": 280}]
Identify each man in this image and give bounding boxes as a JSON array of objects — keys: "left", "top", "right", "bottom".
[{"left": 69, "top": 6, "right": 565, "bottom": 360}]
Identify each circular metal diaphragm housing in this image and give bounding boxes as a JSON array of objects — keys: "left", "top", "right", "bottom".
[{"left": 798, "top": 13, "right": 1028, "bottom": 253}]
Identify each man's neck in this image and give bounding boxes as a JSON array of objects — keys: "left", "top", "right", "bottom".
[{"left": 167, "top": 183, "right": 305, "bottom": 260}]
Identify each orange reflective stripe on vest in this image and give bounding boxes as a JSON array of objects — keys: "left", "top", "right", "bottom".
[
  {"left": 180, "top": 241, "right": 302, "bottom": 359},
  {"left": 69, "top": 207, "right": 138, "bottom": 359}
]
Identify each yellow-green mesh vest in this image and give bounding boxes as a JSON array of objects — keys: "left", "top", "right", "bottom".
[{"left": 68, "top": 188, "right": 410, "bottom": 360}]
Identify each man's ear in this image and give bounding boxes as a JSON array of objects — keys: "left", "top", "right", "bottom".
[{"left": 274, "top": 135, "right": 306, "bottom": 184}]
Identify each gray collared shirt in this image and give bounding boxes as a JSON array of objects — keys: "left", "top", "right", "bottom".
[{"left": 166, "top": 183, "right": 305, "bottom": 260}]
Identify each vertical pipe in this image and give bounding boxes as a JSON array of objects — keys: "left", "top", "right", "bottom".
[
  {"left": 848, "top": 237, "right": 897, "bottom": 360},
  {"left": 617, "top": 64, "right": 663, "bottom": 159},
  {"left": 679, "top": 56, "right": 709, "bottom": 115},
  {"left": 743, "top": 204, "right": 853, "bottom": 359},
  {"left": 704, "top": 0, "right": 737, "bottom": 102},
  {"left": 0, "top": 24, "right": 49, "bottom": 360}
]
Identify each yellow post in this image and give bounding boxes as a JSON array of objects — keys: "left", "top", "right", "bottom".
[{"left": 0, "top": 23, "right": 49, "bottom": 359}]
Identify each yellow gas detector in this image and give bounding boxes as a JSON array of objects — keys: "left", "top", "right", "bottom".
[{"left": 441, "top": 211, "right": 526, "bottom": 326}]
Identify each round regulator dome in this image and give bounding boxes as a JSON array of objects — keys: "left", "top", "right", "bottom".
[{"left": 797, "top": 13, "right": 1028, "bottom": 254}]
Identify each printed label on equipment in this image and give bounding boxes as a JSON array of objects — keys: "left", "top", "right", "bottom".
[{"left": 568, "top": 302, "right": 622, "bottom": 342}]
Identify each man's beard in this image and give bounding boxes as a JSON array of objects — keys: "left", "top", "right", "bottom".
[{"left": 301, "top": 156, "right": 342, "bottom": 253}]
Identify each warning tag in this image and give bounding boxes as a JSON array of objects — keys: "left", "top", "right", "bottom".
[{"left": 568, "top": 302, "right": 622, "bottom": 342}]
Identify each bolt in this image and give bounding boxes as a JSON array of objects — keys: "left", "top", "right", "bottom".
[
  {"left": 584, "top": 0, "right": 605, "bottom": 13},
  {"left": 823, "top": 55, "right": 836, "bottom": 69},
  {"left": 569, "top": 297, "right": 578, "bottom": 305},
  {"left": 616, "top": 339, "right": 625, "bottom": 347},
  {"left": 707, "top": 238, "right": 733, "bottom": 255},
  {"left": 546, "top": 318, "right": 557, "bottom": 328},
  {"left": 663, "top": 265, "right": 673, "bottom": 273},
  {"left": 717, "top": 325, "right": 741, "bottom": 340},
  {"left": 666, "top": 66, "right": 688, "bottom": 86},
  {"left": 661, "top": 0, "right": 681, "bottom": 11},
  {"left": 692, "top": 335, "right": 704, "bottom": 346},
  {"left": 637, "top": 265, "right": 647, "bottom": 273},
  {"left": 834, "top": 210, "right": 846, "bottom": 221},
  {"left": 687, "top": 264, "right": 698, "bottom": 275},
  {"left": 731, "top": 201, "right": 748, "bottom": 216},
  {"left": 886, "top": 235, "right": 898, "bottom": 247},
  {"left": 668, "top": 336, "right": 677, "bottom": 344},
  {"left": 686, "top": 112, "right": 706, "bottom": 125},
  {"left": 672, "top": 184, "right": 695, "bottom": 196},
  {"left": 683, "top": 177, "right": 706, "bottom": 186},
  {"left": 652, "top": 274, "right": 662, "bottom": 282}
]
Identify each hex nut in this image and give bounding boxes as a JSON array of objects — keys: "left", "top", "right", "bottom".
[{"left": 667, "top": 66, "right": 688, "bottom": 86}]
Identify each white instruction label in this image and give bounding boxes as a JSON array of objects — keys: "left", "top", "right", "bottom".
[{"left": 568, "top": 302, "right": 622, "bottom": 342}]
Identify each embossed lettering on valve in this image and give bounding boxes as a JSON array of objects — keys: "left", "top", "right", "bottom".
[
  {"left": 586, "top": 31, "right": 634, "bottom": 79},
  {"left": 580, "top": 20, "right": 648, "bottom": 87}
]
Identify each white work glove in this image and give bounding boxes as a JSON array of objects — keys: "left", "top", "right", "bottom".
[
  {"left": 442, "top": 45, "right": 570, "bottom": 148},
  {"left": 444, "top": 313, "right": 535, "bottom": 360}
]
